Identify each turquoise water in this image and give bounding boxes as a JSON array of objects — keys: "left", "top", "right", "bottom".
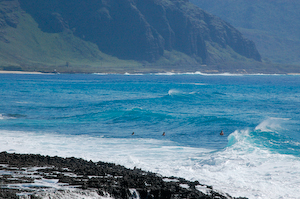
[{"left": 1, "top": 73, "right": 300, "bottom": 198}]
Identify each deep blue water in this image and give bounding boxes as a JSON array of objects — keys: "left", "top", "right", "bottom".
[{"left": 1, "top": 73, "right": 300, "bottom": 198}]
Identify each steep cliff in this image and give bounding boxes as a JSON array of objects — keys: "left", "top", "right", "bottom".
[
  {"left": 0, "top": 0, "right": 262, "bottom": 72},
  {"left": 0, "top": 0, "right": 19, "bottom": 41},
  {"left": 137, "top": 0, "right": 261, "bottom": 63},
  {"left": 190, "top": 0, "right": 300, "bottom": 65}
]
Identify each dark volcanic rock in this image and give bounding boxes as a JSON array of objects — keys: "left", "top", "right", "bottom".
[
  {"left": 0, "top": 152, "right": 248, "bottom": 199},
  {"left": 18, "top": 0, "right": 261, "bottom": 64},
  {"left": 0, "top": 189, "right": 19, "bottom": 199}
]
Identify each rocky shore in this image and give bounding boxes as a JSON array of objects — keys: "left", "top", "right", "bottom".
[{"left": 0, "top": 152, "right": 247, "bottom": 199}]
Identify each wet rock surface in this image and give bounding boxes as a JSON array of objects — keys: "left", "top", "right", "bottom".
[{"left": 0, "top": 152, "right": 247, "bottom": 199}]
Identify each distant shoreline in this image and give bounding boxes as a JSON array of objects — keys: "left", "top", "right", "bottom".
[
  {"left": 1, "top": 70, "right": 300, "bottom": 76},
  {"left": 0, "top": 70, "right": 45, "bottom": 74}
]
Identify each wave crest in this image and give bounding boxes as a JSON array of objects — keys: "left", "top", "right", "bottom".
[
  {"left": 255, "top": 117, "right": 290, "bottom": 132},
  {"left": 168, "top": 89, "right": 182, "bottom": 96},
  {"left": 0, "top": 113, "right": 20, "bottom": 120}
]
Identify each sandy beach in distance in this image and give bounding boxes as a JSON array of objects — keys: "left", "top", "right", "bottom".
[{"left": 0, "top": 70, "right": 44, "bottom": 74}]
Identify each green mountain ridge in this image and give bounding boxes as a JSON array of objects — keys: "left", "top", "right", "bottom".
[
  {"left": 0, "top": 0, "right": 297, "bottom": 74},
  {"left": 0, "top": 0, "right": 142, "bottom": 73}
]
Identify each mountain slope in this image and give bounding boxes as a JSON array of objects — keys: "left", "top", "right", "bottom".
[
  {"left": 190, "top": 0, "right": 300, "bottom": 65},
  {"left": 0, "top": 0, "right": 262, "bottom": 73},
  {"left": 0, "top": 0, "right": 141, "bottom": 73}
]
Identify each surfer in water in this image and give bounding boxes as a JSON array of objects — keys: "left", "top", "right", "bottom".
[
  {"left": 162, "top": 132, "right": 165, "bottom": 136},
  {"left": 220, "top": 130, "right": 224, "bottom": 136}
]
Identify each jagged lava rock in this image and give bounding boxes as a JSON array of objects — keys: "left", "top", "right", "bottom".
[{"left": 0, "top": 152, "right": 248, "bottom": 199}]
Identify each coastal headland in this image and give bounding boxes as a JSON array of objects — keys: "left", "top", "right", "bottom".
[
  {"left": 1, "top": 0, "right": 299, "bottom": 74},
  {"left": 0, "top": 152, "right": 247, "bottom": 199}
]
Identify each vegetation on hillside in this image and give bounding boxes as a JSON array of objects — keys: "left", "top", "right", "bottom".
[
  {"left": 0, "top": 0, "right": 299, "bottom": 73},
  {"left": 191, "top": 0, "right": 300, "bottom": 65}
]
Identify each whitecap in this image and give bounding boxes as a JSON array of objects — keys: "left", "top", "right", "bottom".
[
  {"left": 0, "top": 114, "right": 15, "bottom": 120},
  {"left": 168, "top": 89, "right": 182, "bottom": 96},
  {"left": 193, "top": 83, "right": 207, "bottom": 85},
  {"left": 186, "top": 129, "right": 300, "bottom": 198},
  {"left": 255, "top": 117, "right": 290, "bottom": 132},
  {"left": 180, "top": 82, "right": 207, "bottom": 86},
  {"left": 200, "top": 72, "right": 244, "bottom": 76},
  {"left": 155, "top": 72, "right": 177, "bottom": 75},
  {"left": 93, "top": 73, "right": 110, "bottom": 75},
  {"left": 124, "top": 72, "right": 144, "bottom": 75},
  {"left": 154, "top": 71, "right": 205, "bottom": 75}
]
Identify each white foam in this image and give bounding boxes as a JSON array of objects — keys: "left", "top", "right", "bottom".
[
  {"left": 153, "top": 71, "right": 245, "bottom": 76},
  {"left": 179, "top": 82, "right": 207, "bottom": 86},
  {"left": 90, "top": 71, "right": 285, "bottom": 76},
  {"left": 255, "top": 117, "right": 290, "bottom": 132},
  {"left": 155, "top": 72, "right": 178, "bottom": 75},
  {"left": 0, "top": 130, "right": 211, "bottom": 167},
  {"left": 199, "top": 129, "right": 300, "bottom": 199},
  {"left": 154, "top": 71, "right": 204, "bottom": 75},
  {"left": 196, "top": 185, "right": 210, "bottom": 195},
  {"left": 1, "top": 129, "right": 300, "bottom": 199},
  {"left": 179, "top": 184, "right": 189, "bottom": 189},
  {"left": 163, "top": 178, "right": 179, "bottom": 182},
  {"left": 168, "top": 89, "right": 181, "bottom": 96},
  {"left": 0, "top": 114, "right": 15, "bottom": 120},
  {"left": 124, "top": 72, "right": 144, "bottom": 75},
  {"left": 93, "top": 73, "right": 111, "bottom": 75},
  {"left": 200, "top": 72, "right": 244, "bottom": 76},
  {"left": 32, "top": 189, "right": 113, "bottom": 199},
  {"left": 8, "top": 179, "right": 65, "bottom": 191},
  {"left": 129, "top": 189, "right": 140, "bottom": 199}
]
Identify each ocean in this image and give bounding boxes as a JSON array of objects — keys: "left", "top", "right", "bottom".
[{"left": 0, "top": 73, "right": 300, "bottom": 199}]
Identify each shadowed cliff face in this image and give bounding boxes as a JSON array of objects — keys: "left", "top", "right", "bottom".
[
  {"left": 16, "top": 0, "right": 261, "bottom": 63},
  {"left": 0, "top": 0, "right": 20, "bottom": 43},
  {"left": 0, "top": 0, "right": 19, "bottom": 28},
  {"left": 190, "top": 0, "right": 300, "bottom": 65}
]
